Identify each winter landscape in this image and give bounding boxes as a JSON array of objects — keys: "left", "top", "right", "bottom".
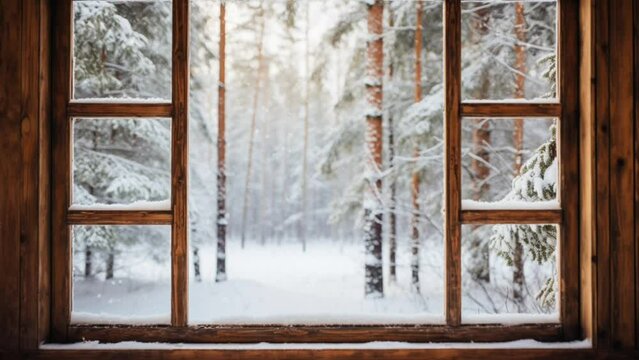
[{"left": 71, "top": 0, "right": 560, "bottom": 325}]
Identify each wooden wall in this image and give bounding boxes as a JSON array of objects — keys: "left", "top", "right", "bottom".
[
  {"left": 0, "top": 0, "right": 638, "bottom": 358},
  {"left": 579, "top": 0, "right": 638, "bottom": 353},
  {"left": 0, "top": 0, "right": 50, "bottom": 354}
]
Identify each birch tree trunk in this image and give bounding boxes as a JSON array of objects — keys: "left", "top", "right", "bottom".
[
  {"left": 512, "top": 1, "right": 527, "bottom": 309},
  {"left": 364, "top": 0, "right": 384, "bottom": 298},
  {"left": 216, "top": 1, "right": 227, "bottom": 282},
  {"left": 411, "top": 0, "right": 424, "bottom": 292},
  {"left": 240, "top": 7, "right": 266, "bottom": 248}
]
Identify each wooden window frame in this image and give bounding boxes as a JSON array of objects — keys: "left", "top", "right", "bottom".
[{"left": 50, "top": 0, "right": 580, "bottom": 344}]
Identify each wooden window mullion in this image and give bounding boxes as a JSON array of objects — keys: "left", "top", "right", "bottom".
[
  {"left": 171, "top": 0, "right": 189, "bottom": 327},
  {"left": 558, "top": 0, "right": 580, "bottom": 340},
  {"left": 444, "top": 0, "right": 462, "bottom": 327}
]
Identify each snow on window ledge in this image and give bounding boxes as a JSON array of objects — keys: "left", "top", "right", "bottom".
[
  {"left": 461, "top": 199, "right": 560, "bottom": 211},
  {"left": 461, "top": 98, "right": 560, "bottom": 104},
  {"left": 70, "top": 97, "right": 171, "bottom": 104},
  {"left": 69, "top": 199, "right": 171, "bottom": 211},
  {"left": 40, "top": 339, "right": 592, "bottom": 351},
  {"left": 70, "top": 312, "right": 171, "bottom": 326},
  {"left": 462, "top": 313, "right": 559, "bottom": 326}
]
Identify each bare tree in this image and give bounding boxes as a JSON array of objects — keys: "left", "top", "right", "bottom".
[
  {"left": 512, "top": 0, "right": 527, "bottom": 308},
  {"left": 216, "top": 1, "right": 227, "bottom": 282},
  {"left": 300, "top": 0, "right": 310, "bottom": 252},
  {"left": 240, "top": 5, "right": 266, "bottom": 248},
  {"left": 410, "top": 0, "right": 424, "bottom": 292},
  {"left": 387, "top": 6, "right": 397, "bottom": 284}
]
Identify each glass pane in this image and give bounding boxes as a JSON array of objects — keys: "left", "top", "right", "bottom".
[
  {"left": 461, "top": 118, "right": 558, "bottom": 208},
  {"left": 71, "top": 118, "right": 171, "bottom": 209},
  {"left": 462, "top": 224, "right": 559, "bottom": 324},
  {"left": 461, "top": 0, "right": 557, "bottom": 101},
  {"left": 188, "top": 0, "right": 445, "bottom": 325},
  {"left": 71, "top": 225, "right": 171, "bottom": 324},
  {"left": 72, "top": 0, "right": 172, "bottom": 100}
]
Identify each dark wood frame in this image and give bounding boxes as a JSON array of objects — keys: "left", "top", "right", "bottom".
[{"left": 49, "top": 0, "right": 581, "bottom": 344}]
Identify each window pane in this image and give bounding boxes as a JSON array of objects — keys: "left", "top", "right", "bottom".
[
  {"left": 461, "top": 118, "right": 558, "bottom": 208},
  {"left": 72, "top": 0, "right": 172, "bottom": 100},
  {"left": 71, "top": 225, "right": 171, "bottom": 324},
  {"left": 462, "top": 224, "right": 559, "bottom": 324},
  {"left": 461, "top": 0, "right": 557, "bottom": 101},
  {"left": 71, "top": 118, "right": 171, "bottom": 209},
  {"left": 188, "top": 0, "right": 445, "bottom": 325}
]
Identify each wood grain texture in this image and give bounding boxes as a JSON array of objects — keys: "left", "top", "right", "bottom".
[
  {"left": 67, "top": 102, "right": 172, "bottom": 118},
  {"left": 608, "top": 0, "right": 636, "bottom": 349},
  {"left": 0, "top": 0, "right": 23, "bottom": 352},
  {"left": 460, "top": 210, "right": 562, "bottom": 224},
  {"left": 67, "top": 211, "right": 173, "bottom": 225},
  {"left": 19, "top": 0, "right": 51, "bottom": 351},
  {"left": 51, "top": 0, "right": 73, "bottom": 342},
  {"left": 171, "top": 0, "right": 189, "bottom": 328},
  {"left": 443, "top": 0, "right": 461, "bottom": 327},
  {"left": 25, "top": 348, "right": 598, "bottom": 360},
  {"left": 65, "top": 324, "right": 561, "bottom": 344},
  {"left": 461, "top": 102, "right": 561, "bottom": 118},
  {"left": 593, "top": 0, "right": 611, "bottom": 350},
  {"left": 558, "top": 0, "right": 582, "bottom": 341},
  {"left": 634, "top": 0, "right": 639, "bottom": 349},
  {"left": 579, "top": 0, "right": 596, "bottom": 345}
]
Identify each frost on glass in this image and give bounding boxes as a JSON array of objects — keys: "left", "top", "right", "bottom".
[
  {"left": 187, "top": 0, "right": 445, "bottom": 325},
  {"left": 461, "top": 118, "right": 558, "bottom": 207},
  {"left": 462, "top": 224, "right": 559, "bottom": 324},
  {"left": 72, "top": 0, "right": 172, "bottom": 100},
  {"left": 72, "top": 118, "right": 171, "bottom": 208},
  {"left": 461, "top": 0, "right": 557, "bottom": 100},
  {"left": 72, "top": 225, "right": 171, "bottom": 324}
]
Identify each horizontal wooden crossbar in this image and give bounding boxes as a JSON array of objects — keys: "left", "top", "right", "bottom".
[
  {"left": 461, "top": 102, "right": 561, "bottom": 118},
  {"left": 68, "top": 102, "right": 173, "bottom": 118}
]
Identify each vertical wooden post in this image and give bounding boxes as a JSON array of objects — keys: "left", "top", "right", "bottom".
[
  {"left": 558, "top": 0, "right": 581, "bottom": 341},
  {"left": 51, "top": 0, "right": 72, "bottom": 342},
  {"left": 444, "top": 0, "right": 462, "bottom": 326},
  {"left": 171, "top": 0, "right": 189, "bottom": 327}
]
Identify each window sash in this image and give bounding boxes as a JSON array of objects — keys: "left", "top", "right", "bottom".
[{"left": 51, "top": 0, "right": 580, "bottom": 343}]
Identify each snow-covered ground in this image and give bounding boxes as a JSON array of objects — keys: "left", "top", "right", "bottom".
[{"left": 73, "top": 235, "right": 556, "bottom": 325}]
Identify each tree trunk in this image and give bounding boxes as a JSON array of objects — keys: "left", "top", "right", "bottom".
[
  {"left": 105, "top": 248, "right": 114, "bottom": 280},
  {"left": 410, "top": 0, "right": 424, "bottom": 292},
  {"left": 299, "top": 0, "right": 310, "bottom": 252},
  {"left": 468, "top": 6, "right": 492, "bottom": 284},
  {"left": 364, "top": 0, "right": 384, "bottom": 298},
  {"left": 512, "top": 1, "right": 527, "bottom": 308},
  {"left": 259, "top": 67, "right": 271, "bottom": 246},
  {"left": 84, "top": 246, "right": 93, "bottom": 278},
  {"left": 193, "top": 246, "right": 202, "bottom": 282},
  {"left": 240, "top": 8, "right": 266, "bottom": 248},
  {"left": 469, "top": 117, "right": 491, "bottom": 283},
  {"left": 216, "top": 1, "right": 227, "bottom": 282},
  {"left": 387, "top": 3, "right": 397, "bottom": 284}
]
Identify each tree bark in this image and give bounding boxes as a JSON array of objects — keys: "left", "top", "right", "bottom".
[
  {"left": 216, "top": 0, "right": 227, "bottom": 282},
  {"left": 364, "top": 0, "right": 384, "bottom": 298},
  {"left": 193, "top": 246, "right": 202, "bottom": 282},
  {"left": 512, "top": 1, "right": 527, "bottom": 308},
  {"left": 240, "top": 6, "right": 266, "bottom": 248},
  {"left": 410, "top": 0, "right": 424, "bottom": 292},
  {"left": 105, "top": 248, "right": 114, "bottom": 280},
  {"left": 84, "top": 246, "right": 93, "bottom": 278},
  {"left": 387, "top": 6, "right": 397, "bottom": 283}
]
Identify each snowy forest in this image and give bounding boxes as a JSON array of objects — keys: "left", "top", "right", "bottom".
[{"left": 70, "top": 0, "right": 560, "bottom": 325}]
